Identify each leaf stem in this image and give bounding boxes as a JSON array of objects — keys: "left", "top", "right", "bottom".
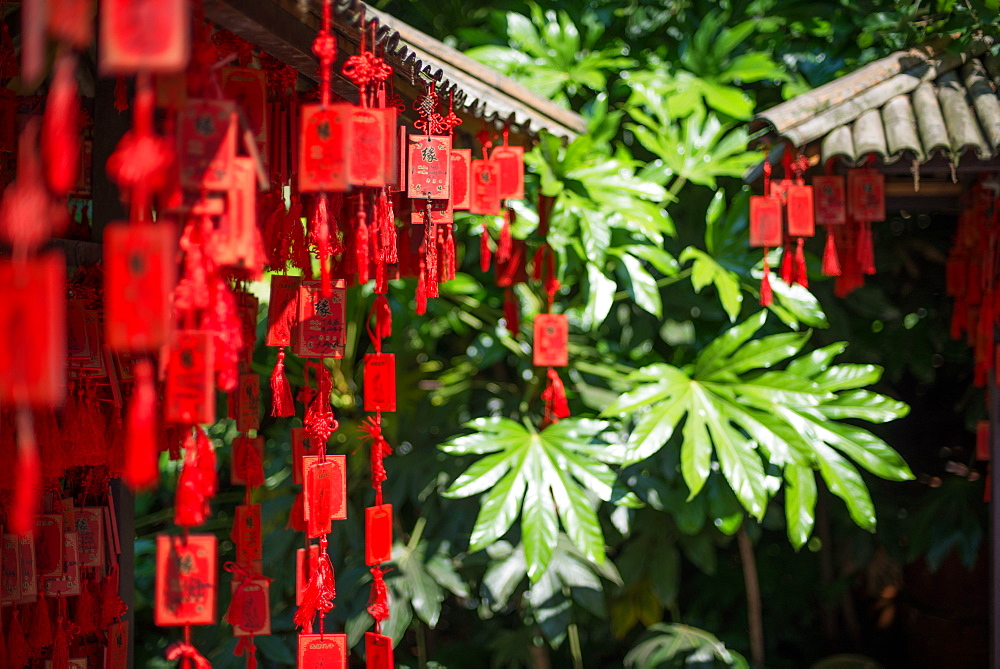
[
  {"left": 737, "top": 527, "right": 765, "bottom": 669},
  {"left": 409, "top": 516, "right": 427, "bottom": 550},
  {"left": 568, "top": 622, "right": 584, "bottom": 669},
  {"left": 667, "top": 176, "right": 688, "bottom": 199}
]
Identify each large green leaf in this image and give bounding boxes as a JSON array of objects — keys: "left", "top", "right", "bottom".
[{"left": 441, "top": 418, "right": 620, "bottom": 580}]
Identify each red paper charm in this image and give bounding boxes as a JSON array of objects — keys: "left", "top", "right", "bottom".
[
  {"left": 296, "top": 279, "right": 347, "bottom": 358},
  {"left": 812, "top": 175, "right": 846, "bottom": 225},
  {"left": 304, "top": 456, "right": 348, "bottom": 538},
  {"left": 349, "top": 108, "right": 391, "bottom": 187},
  {"left": 77, "top": 507, "right": 106, "bottom": 568},
  {"left": 228, "top": 575, "right": 271, "bottom": 636},
  {"left": 450, "top": 148, "right": 472, "bottom": 209},
  {"left": 298, "top": 633, "right": 348, "bottom": 667},
  {"left": 164, "top": 331, "right": 216, "bottom": 424},
  {"left": 533, "top": 314, "right": 569, "bottom": 367},
  {"left": 266, "top": 274, "right": 302, "bottom": 346},
  {"left": 299, "top": 104, "right": 351, "bottom": 192},
  {"left": 407, "top": 135, "right": 451, "bottom": 199},
  {"left": 847, "top": 168, "right": 885, "bottom": 222},
  {"left": 366, "top": 632, "right": 394, "bottom": 669},
  {"left": 785, "top": 184, "right": 815, "bottom": 237},
  {"left": 154, "top": 534, "right": 217, "bottom": 626},
  {"left": 749, "top": 195, "right": 782, "bottom": 248},
  {"left": 237, "top": 373, "right": 261, "bottom": 432},
  {"left": 99, "top": 0, "right": 190, "bottom": 74},
  {"left": 365, "top": 504, "right": 393, "bottom": 565},
  {"left": 492, "top": 144, "right": 525, "bottom": 200},
  {"left": 234, "top": 504, "right": 263, "bottom": 564},
  {"left": 364, "top": 353, "right": 397, "bottom": 413},
  {"left": 470, "top": 159, "right": 501, "bottom": 215},
  {"left": 177, "top": 100, "right": 238, "bottom": 190}
]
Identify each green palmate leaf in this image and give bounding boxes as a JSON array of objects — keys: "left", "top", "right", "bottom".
[
  {"left": 441, "top": 418, "right": 620, "bottom": 580},
  {"left": 679, "top": 246, "right": 743, "bottom": 322},
  {"left": 619, "top": 253, "right": 663, "bottom": 317},
  {"left": 625, "top": 622, "right": 748, "bottom": 668}
]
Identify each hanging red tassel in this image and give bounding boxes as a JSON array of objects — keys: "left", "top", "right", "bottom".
[
  {"left": 174, "top": 428, "right": 217, "bottom": 527},
  {"left": 27, "top": 597, "right": 53, "bottom": 656},
  {"left": 356, "top": 211, "right": 370, "bottom": 284},
  {"left": 480, "top": 221, "right": 492, "bottom": 273},
  {"left": 361, "top": 416, "right": 393, "bottom": 505},
  {"left": 542, "top": 368, "right": 570, "bottom": 422},
  {"left": 114, "top": 75, "right": 129, "bottom": 112},
  {"left": 760, "top": 248, "right": 773, "bottom": 307},
  {"left": 311, "top": 196, "right": 333, "bottom": 297},
  {"left": 443, "top": 223, "right": 456, "bottom": 282},
  {"left": 858, "top": 220, "right": 875, "bottom": 275},
  {"left": 374, "top": 294, "right": 392, "bottom": 341},
  {"left": 41, "top": 54, "right": 80, "bottom": 197},
  {"left": 99, "top": 565, "right": 127, "bottom": 630},
  {"left": 497, "top": 207, "right": 513, "bottom": 263},
  {"left": 125, "top": 359, "right": 159, "bottom": 490},
  {"left": 50, "top": 615, "right": 69, "bottom": 669},
  {"left": 367, "top": 565, "right": 390, "bottom": 624},
  {"left": 74, "top": 579, "right": 99, "bottom": 637},
  {"left": 415, "top": 260, "right": 428, "bottom": 316},
  {"left": 287, "top": 492, "right": 307, "bottom": 532},
  {"left": 165, "top": 641, "right": 212, "bottom": 669},
  {"left": 269, "top": 349, "right": 295, "bottom": 417},
  {"left": 779, "top": 240, "right": 794, "bottom": 285},
  {"left": 235, "top": 637, "right": 258, "bottom": 669},
  {"left": 293, "top": 550, "right": 336, "bottom": 631},
  {"left": 821, "top": 228, "right": 841, "bottom": 276},
  {"left": 503, "top": 287, "right": 519, "bottom": 337},
  {"left": 794, "top": 237, "right": 808, "bottom": 288},
  {"left": 12, "top": 409, "right": 40, "bottom": 536},
  {"left": 6, "top": 612, "right": 29, "bottom": 669}
]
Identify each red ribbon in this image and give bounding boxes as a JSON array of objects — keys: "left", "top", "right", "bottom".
[{"left": 165, "top": 642, "right": 211, "bottom": 669}]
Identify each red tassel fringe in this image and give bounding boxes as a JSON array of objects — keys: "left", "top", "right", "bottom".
[
  {"left": 270, "top": 349, "right": 295, "bottom": 417},
  {"left": 125, "top": 359, "right": 159, "bottom": 490}
]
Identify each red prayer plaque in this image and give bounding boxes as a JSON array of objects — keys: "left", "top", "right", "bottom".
[
  {"left": 409, "top": 198, "right": 453, "bottom": 225},
  {"left": 450, "top": 149, "right": 472, "bottom": 209},
  {"left": 18, "top": 534, "right": 37, "bottom": 604},
  {"left": 299, "top": 103, "right": 351, "bottom": 192},
  {"left": 1, "top": 534, "right": 20, "bottom": 605},
  {"left": 785, "top": 184, "right": 815, "bottom": 237},
  {"left": 230, "top": 578, "right": 271, "bottom": 636},
  {"left": 365, "top": 504, "right": 393, "bottom": 565},
  {"left": 178, "top": 100, "right": 238, "bottom": 190},
  {"left": 240, "top": 296, "right": 259, "bottom": 367},
  {"left": 34, "top": 514, "right": 64, "bottom": 579},
  {"left": 304, "top": 456, "right": 347, "bottom": 538},
  {"left": 749, "top": 195, "right": 783, "bottom": 248},
  {"left": 48, "top": 0, "right": 94, "bottom": 49},
  {"left": 236, "top": 373, "right": 261, "bottom": 432},
  {"left": 295, "top": 279, "right": 347, "bottom": 358},
  {"left": 234, "top": 504, "right": 262, "bottom": 564},
  {"left": 298, "top": 633, "right": 348, "bottom": 668},
  {"left": 232, "top": 436, "right": 265, "bottom": 486},
  {"left": 155, "top": 534, "right": 217, "bottom": 626},
  {"left": 99, "top": 0, "right": 189, "bottom": 74},
  {"left": 364, "top": 353, "right": 396, "bottom": 412},
  {"left": 491, "top": 145, "right": 525, "bottom": 200},
  {"left": 383, "top": 109, "right": 399, "bottom": 188},
  {"left": 266, "top": 275, "right": 301, "bottom": 347},
  {"left": 0, "top": 254, "right": 66, "bottom": 406},
  {"left": 222, "top": 67, "right": 268, "bottom": 145},
  {"left": 812, "top": 175, "right": 846, "bottom": 225},
  {"left": 407, "top": 135, "right": 451, "bottom": 199},
  {"left": 366, "top": 632, "right": 394, "bottom": 669},
  {"left": 349, "top": 107, "right": 389, "bottom": 187},
  {"left": 107, "top": 620, "right": 129, "bottom": 669},
  {"left": 470, "top": 159, "right": 501, "bottom": 215},
  {"left": 104, "top": 222, "right": 177, "bottom": 351},
  {"left": 164, "top": 331, "right": 216, "bottom": 424},
  {"left": 43, "top": 532, "right": 81, "bottom": 597},
  {"left": 211, "top": 156, "right": 261, "bottom": 270},
  {"left": 77, "top": 507, "right": 105, "bottom": 569},
  {"left": 533, "top": 314, "right": 569, "bottom": 367},
  {"left": 291, "top": 428, "right": 315, "bottom": 485},
  {"left": 847, "top": 168, "right": 885, "bottom": 222}
]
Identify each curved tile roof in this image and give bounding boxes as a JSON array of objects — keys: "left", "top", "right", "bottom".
[{"left": 754, "top": 37, "right": 999, "bottom": 166}]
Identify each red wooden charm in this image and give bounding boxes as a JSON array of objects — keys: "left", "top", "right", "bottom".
[
  {"left": 450, "top": 148, "right": 472, "bottom": 210},
  {"left": 234, "top": 504, "right": 262, "bottom": 564},
  {"left": 34, "top": 514, "right": 64, "bottom": 579},
  {"left": 304, "top": 455, "right": 348, "bottom": 538},
  {"left": 470, "top": 159, "right": 501, "bottom": 215},
  {"left": 266, "top": 274, "right": 301, "bottom": 347},
  {"left": 492, "top": 145, "right": 525, "bottom": 200},
  {"left": 812, "top": 175, "right": 846, "bottom": 225},
  {"left": 977, "top": 420, "right": 990, "bottom": 461},
  {"left": 177, "top": 100, "right": 238, "bottom": 190},
  {"left": 407, "top": 135, "right": 451, "bottom": 200},
  {"left": 749, "top": 195, "right": 782, "bottom": 248},
  {"left": 77, "top": 507, "right": 105, "bottom": 569},
  {"left": 164, "top": 331, "right": 216, "bottom": 424},
  {"left": 107, "top": 621, "right": 130, "bottom": 669},
  {"left": 230, "top": 578, "right": 271, "bottom": 636},
  {"left": 154, "top": 533, "right": 217, "bottom": 626},
  {"left": 232, "top": 436, "right": 265, "bottom": 486},
  {"left": 236, "top": 373, "right": 261, "bottom": 432},
  {"left": 349, "top": 107, "right": 390, "bottom": 187},
  {"left": 18, "top": 534, "right": 37, "bottom": 603},
  {"left": 847, "top": 168, "right": 885, "bottom": 222},
  {"left": 298, "top": 633, "right": 348, "bottom": 668},
  {"left": 364, "top": 353, "right": 396, "bottom": 412},
  {"left": 295, "top": 279, "right": 347, "bottom": 358},
  {"left": 365, "top": 504, "right": 393, "bottom": 565},
  {"left": 299, "top": 103, "right": 351, "bottom": 192},
  {"left": 222, "top": 67, "right": 268, "bottom": 145},
  {"left": 104, "top": 221, "right": 176, "bottom": 351},
  {"left": 0, "top": 253, "right": 66, "bottom": 406},
  {"left": 43, "top": 531, "right": 81, "bottom": 596},
  {"left": 0, "top": 534, "right": 19, "bottom": 604},
  {"left": 99, "top": 0, "right": 189, "bottom": 74},
  {"left": 533, "top": 314, "right": 569, "bottom": 367},
  {"left": 366, "top": 632, "right": 394, "bottom": 669},
  {"left": 785, "top": 184, "right": 815, "bottom": 237}
]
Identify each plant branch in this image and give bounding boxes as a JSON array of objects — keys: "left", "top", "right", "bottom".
[{"left": 737, "top": 526, "right": 765, "bottom": 669}]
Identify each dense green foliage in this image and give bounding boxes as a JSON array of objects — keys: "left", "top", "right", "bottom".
[{"left": 135, "top": 1, "right": 998, "bottom": 667}]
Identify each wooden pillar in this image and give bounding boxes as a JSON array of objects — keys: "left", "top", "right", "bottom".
[{"left": 991, "top": 375, "right": 1000, "bottom": 669}]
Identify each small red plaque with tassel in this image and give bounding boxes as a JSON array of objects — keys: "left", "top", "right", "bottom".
[
  {"left": 43, "top": 531, "right": 81, "bottom": 596},
  {"left": 349, "top": 108, "right": 390, "bottom": 187},
  {"left": 99, "top": 0, "right": 190, "bottom": 74},
  {"left": 785, "top": 184, "right": 815, "bottom": 237},
  {"left": 847, "top": 168, "right": 885, "bottom": 222},
  {"left": 104, "top": 221, "right": 176, "bottom": 351},
  {"left": 363, "top": 353, "right": 396, "bottom": 412},
  {"left": 154, "top": 534, "right": 217, "bottom": 626},
  {"left": 266, "top": 275, "right": 302, "bottom": 346},
  {"left": 492, "top": 145, "right": 525, "bottom": 200},
  {"left": 749, "top": 195, "right": 782, "bottom": 248},
  {"left": 232, "top": 436, "right": 265, "bottom": 486},
  {"left": 35, "top": 514, "right": 64, "bottom": 578},
  {"left": 236, "top": 373, "right": 261, "bottom": 432},
  {"left": 366, "top": 632, "right": 394, "bottom": 669},
  {"left": 812, "top": 175, "right": 846, "bottom": 225},
  {"left": 164, "top": 331, "right": 216, "bottom": 425},
  {"left": 299, "top": 104, "right": 351, "bottom": 192},
  {"left": 229, "top": 576, "right": 271, "bottom": 636},
  {"left": 533, "top": 314, "right": 568, "bottom": 367},
  {"left": 365, "top": 504, "right": 393, "bottom": 565},
  {"left": 77, "top": 507, "right": 105, "bottom": 568},
  {"left": 451, "top": 148, "right": 472, "bottom": 209},
  {"left": 407, "top": 135, "right": 451, "bottom": 199},
  {"left": 221, "top": 67, "right": 269, "bottom": 145},
  {"left": 18, "top": 534, "right": 37, "bottom": 603},
  {"left": 107, "top": 621, "right": 129, "bottom": 669},
  {"left": 295, "top": 279, "right": 347, "bottom": 358},
  {"left": 470, "top": 159, "right": 501, "bottom": 215},
  {"left": 177, "top": 100, "right": 238, "bottom": 190},
  {"left": 304, "top": 456, "right": 348, "bottom": 538},
  {"left": 298, "top": 633, "right": 348, "bottom": 668}
]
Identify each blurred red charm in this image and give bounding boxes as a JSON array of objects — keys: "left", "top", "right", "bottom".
[
  {"left": 164, "top": 331, "right": 216, "bottom": 424},
  {"left": 349, "top": 107, "right": 390, "bottom": 187},
  {"left": 177, "top": 100, "right": 237, "bottom": 190},
  {"left": 304, "top": 456, "right": 347, "bottom": 538},
  {"left": 364, "top": 353, "right": 396, "bottom": 412},
  {"left": 154, "top": 533, "right": 217, "bottom": 626},
  {"left": 236, "top": 373, "right": 261, "bottom": 432},
  {"left": 812, "top": 175, "right": 846, "bottom": 225},
  {"left": 221, "top": 67, "right": 268, "bottom": 144},
  {"left": 533, "top": 314, "right": 568, "bottom": 367},
  {"left": 229, "top": 577, "right": 271, "bottom": 636},
  {"left": 492, "top": 145, "right": 524, "bottom": 200},
  {"left": 266, "top": 275, "right": 301, "bottom": 346},
  {"left": 470, "top": 159, "right": 500, "bottom": 215},
  {"left": 295, "top": 279, "right": 347, "bottom": 358},
  {"left": 366, "top": 632, "right": 394, "bottom": 669},
  {"left": 234, "top": 504, "right": 262, "bottom": 564},
  {"left": 299, "top": 103, "right": 350, "bottom": 192},
  {"left": 847, "top": 168, "right": 885, "bottom": 222},
  {"left": 785, "top": 184, "right": 815, "bottom": 237},
  {"left": 749, "top": 195, "right": 782, "bottom": 248},
  {"left": 100, "top": 0, "right": 190, "bottom": 74},
  {"left": 104, "top": 221, "right": 177, "bottom": 351},
  {"left": 450, "top": 148, "right": 471, "bottom": 209},
  {"left": 365, "top": 504, "right": 393, "bottom": 565}
]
